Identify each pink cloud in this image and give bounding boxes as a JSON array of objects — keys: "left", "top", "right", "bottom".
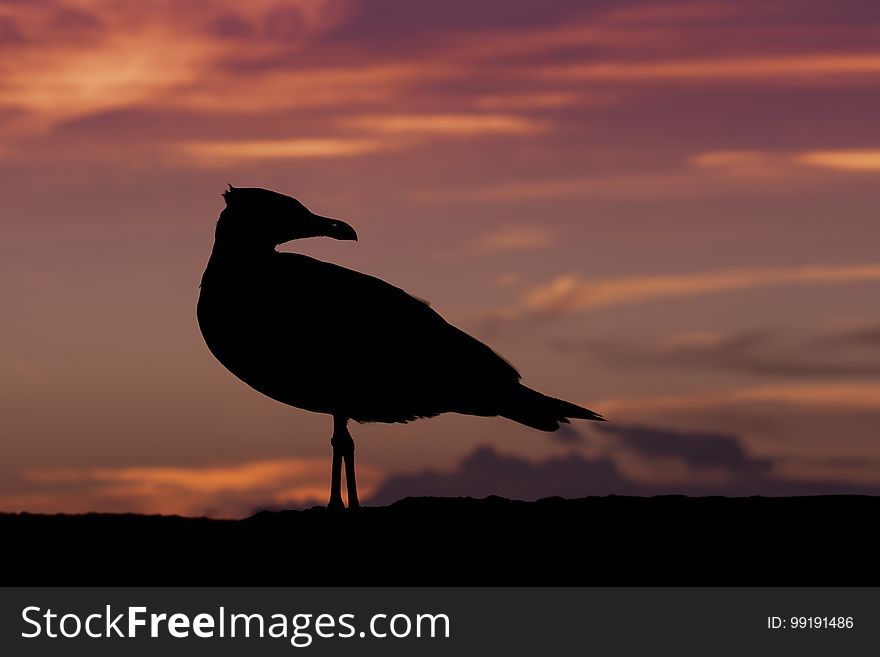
[{"left": 522, "top": 263, "right": 880, "bottom": 316}]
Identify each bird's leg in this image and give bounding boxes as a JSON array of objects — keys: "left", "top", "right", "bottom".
[
  {"left": 343, "top": 441, "right": 360, "bottom": 510},
  {"left": 327, "top": 421, "right": 345, "bottom": 511},
  {"left": 328, "top": 416, "right": 359, "bottom": 510},
  {"left": 334, "top": 416, "right": 360, "bottom": 510}
]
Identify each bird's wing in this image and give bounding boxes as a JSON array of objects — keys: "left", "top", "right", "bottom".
[{"left": 268, "top": 253, "right": 520, "bottom": 420}]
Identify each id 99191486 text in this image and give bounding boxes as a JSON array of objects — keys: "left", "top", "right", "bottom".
[{"left": 767, "top": 617, "right": 854, "bottom": 630}]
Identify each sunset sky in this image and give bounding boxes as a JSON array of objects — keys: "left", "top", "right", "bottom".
[{"left": 3, "top": 0, "right": 880, "bottom": 517}]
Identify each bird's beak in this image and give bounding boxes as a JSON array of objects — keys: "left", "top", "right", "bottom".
[{"left": 310, "top": 213, "right": 358, "bottom": 241}]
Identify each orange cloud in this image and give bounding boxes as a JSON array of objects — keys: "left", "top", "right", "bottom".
[
  {"left": 454, "top": 20, "right": 676, "bottom": 60},
  {"left": 17, "top": 457, "right": 381, "bottom": 518},
  {"left": 544, "top": 53, "right": 880, "bottom": 83},
  {"left": 0, "top": 0, "right": 355, "bottom": 130},
  {"left": 446, "top": 146, "right": 880, "bottom": 202},
  {"left": 177, "top": 137, "right": 385, "bottom": 163},
  {"left": 175, "top": 112, "right": 545, "bottom": 163},
  {"left": 459, "top": 153, "right": 799, "bottom": 201},
  {"left": 169, "top": 62, "right": 460, "bottom": 114},
  {"left": 797, "top": 150, "right": 880, "bottom": 171},
  {"left": 523, "top": 263, "right": 880, "bottom": 316},
  {"left": 596, "top": 383, "right": 880, "bottom": 415},
  {"left": 347, "top": 113, "right": 546, "bottom": 136}
]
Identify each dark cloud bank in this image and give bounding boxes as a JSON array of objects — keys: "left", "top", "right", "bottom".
[{"left": 367, "top": 423, "right": 880, "bottom": 505}]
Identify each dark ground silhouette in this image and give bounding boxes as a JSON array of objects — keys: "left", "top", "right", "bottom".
[
  {"left": 197, "top": 187, "right": 603, "bottom": 509},
  {"left": 3, "top": 495, "right": 877, "bottom": 585}
]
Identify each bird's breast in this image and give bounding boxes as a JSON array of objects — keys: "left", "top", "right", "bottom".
[{"left": 197, "top": 268, "right": 339, "bottom": 414}]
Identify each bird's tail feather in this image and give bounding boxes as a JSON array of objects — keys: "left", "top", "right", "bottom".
[{"left": 501, "top": 385, "right": 605, "bottom": 432}]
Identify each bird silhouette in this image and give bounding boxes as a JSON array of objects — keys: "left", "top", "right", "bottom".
[{"left": 197, "top": 186, "right": 604, "bottom": 510}]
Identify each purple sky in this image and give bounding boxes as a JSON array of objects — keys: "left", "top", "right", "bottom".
[{"left": 2, "top": 0, "right": 880, "bottom": 516}]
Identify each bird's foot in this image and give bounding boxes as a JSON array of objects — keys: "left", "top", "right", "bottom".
[{"left": 327, "top": 498, "right": 346, "bottom": 511}]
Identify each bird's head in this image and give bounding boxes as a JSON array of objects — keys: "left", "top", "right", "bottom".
[{"left": 216, "top": 185, "right": 358, "bottom": 248}]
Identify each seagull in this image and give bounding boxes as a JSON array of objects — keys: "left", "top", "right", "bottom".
[{"left": 197, "top": 186, "right": 604, "bottom": 510}]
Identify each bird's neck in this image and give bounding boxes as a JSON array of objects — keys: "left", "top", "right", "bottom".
[
  {"left": 209, "top": 238, "right": 277, "bottom": 260},
  {"left": 201, "top": 240, "right": 279, "bottom": 290}
]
